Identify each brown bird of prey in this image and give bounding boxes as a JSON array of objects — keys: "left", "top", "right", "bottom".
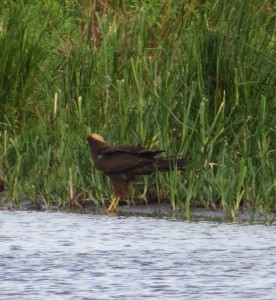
[{"left": 87, "top": 133, "right": 185, "bottom": 212}]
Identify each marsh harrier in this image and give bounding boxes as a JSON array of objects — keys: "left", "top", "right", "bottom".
[{"left": 87, "top": 133, "right": 185, "bottom": 211}]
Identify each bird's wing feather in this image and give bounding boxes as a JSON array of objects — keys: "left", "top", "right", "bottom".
[
  {"left": 95, "top": 152, "right": 153, "bottom": 173},
  {"left": 100, "top": 144, "right": 146, "bottom": 155},
  {"left": 138, "top": 150, "right": 165, "bottom": 157},
  {"left": 101, "top": 145, "right": 164, "bottom": 157}
]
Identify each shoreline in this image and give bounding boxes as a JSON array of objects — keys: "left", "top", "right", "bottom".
[{"left": 0, "top": 195, "right": 274, "bottom": 225}]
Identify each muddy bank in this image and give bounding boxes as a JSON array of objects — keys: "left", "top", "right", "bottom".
[
  {"left": 118, "top": 204, "right": 274, "bottom": 224},
  {"left": 0, "top": 194, "right": 274, "bottom": 224}
]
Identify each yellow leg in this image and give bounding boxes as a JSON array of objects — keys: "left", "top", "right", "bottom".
[{"left": 107, "top": 195, "right": 120, "bottom": 212}]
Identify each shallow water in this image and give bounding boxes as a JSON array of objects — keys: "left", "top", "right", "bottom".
[{"left": 0, "top": 211, "right": 276, "bottom": 300}]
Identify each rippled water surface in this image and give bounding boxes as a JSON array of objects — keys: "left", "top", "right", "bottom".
[{"left": 1, "top": 211, "right": 276, "bottom": 299}]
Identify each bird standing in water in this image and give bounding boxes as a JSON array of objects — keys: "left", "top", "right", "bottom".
[{"left": 87, "top": 133, "right": 185, "bottom": 212}]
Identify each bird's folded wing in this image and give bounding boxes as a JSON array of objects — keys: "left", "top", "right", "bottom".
[
  {"left": 100, "top": 144, "right": 146, "bottom": 155},
  {"left": 95, "top": 152, "right": 152, "bottom": 173},
  {"left": 101, "top": 146, "right": 164, "bottom": 158}
]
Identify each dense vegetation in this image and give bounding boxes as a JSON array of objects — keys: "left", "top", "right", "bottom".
[{"left": 0, "top": 1, "right": 275, "bottom": 222}]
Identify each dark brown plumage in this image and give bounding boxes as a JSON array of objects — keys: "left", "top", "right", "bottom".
[
  {"left": 0, "top": 171, "right": 4, "bottom": 192},
  {"left": 87, "top": 133, "right": 185, "bottom": 211},
  {"left": 0, "top": 179, "right": 4, "bottom": 192}
]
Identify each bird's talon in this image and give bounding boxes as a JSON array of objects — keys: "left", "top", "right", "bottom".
[{"left": 107, "top": 196, "right": 120, "bottom": 212}]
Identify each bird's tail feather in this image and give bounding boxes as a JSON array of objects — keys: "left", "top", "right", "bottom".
[{"left": 154, "top": 156, "right": 185, "bottom": 171}]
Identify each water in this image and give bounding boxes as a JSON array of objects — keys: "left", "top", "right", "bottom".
[{"left": 0, "top": 211, "right": 276, "bottom": 300}]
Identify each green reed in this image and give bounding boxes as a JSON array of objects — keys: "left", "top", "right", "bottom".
[{"left": 0, "top": 1, "right": 275, "bottom": 222}]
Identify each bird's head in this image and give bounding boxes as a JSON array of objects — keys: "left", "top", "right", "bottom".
[
  {"left": 89, "top": 133, "right": 105, "bottom": 142},
  {"left": 87, "top": 133, "right": 108, "bottom": 161}
]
